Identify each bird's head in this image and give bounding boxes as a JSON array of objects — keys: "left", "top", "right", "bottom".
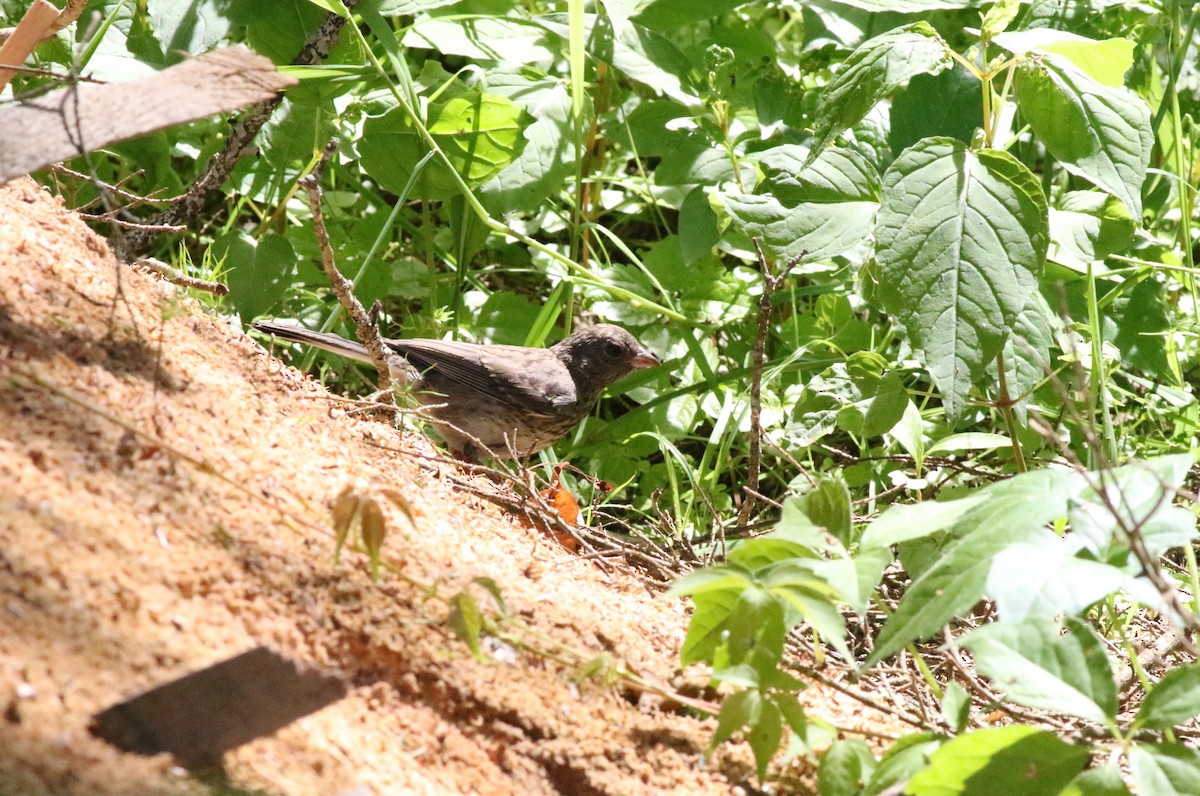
[{"left": 552, "top": 324, "right": 659, "bottom": 394}]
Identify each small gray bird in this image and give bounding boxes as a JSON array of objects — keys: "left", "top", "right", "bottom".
[{"left": 252, "top": 321, "right": 660, "bottom": 461}]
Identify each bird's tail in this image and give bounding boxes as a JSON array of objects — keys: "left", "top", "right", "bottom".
[{"left": 251, "top": 321, "right": 375, "bottom": 366}]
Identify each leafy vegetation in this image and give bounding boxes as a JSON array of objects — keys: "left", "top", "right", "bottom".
[{"left": 10, "top": 0, "right": 1200, "bottom": 791}]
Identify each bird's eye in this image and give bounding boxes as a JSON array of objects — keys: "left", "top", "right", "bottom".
[{"left": 604, "top": 341, "right": 624, "bottom": 358}]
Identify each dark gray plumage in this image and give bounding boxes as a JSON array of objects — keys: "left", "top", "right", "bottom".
[{"left": 252, "top": 321, "right": 659, "bottom": 461}]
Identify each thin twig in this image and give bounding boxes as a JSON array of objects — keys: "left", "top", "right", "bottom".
[
  {"left": 114, "top": 1, "right": 357, "bottom": 258},
  {"left": 130, "top": 257, "right": 229, "bottom": 296},
  {"left": 737, "top": 239, "right": 805, "bottom": 530},
  {"left": 298, "top": 139, "right": 397, "bottom": 402}
]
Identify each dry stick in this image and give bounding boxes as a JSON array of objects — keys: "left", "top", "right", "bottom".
[
  {"left": 0, "top": 0, "right": 84, "bottom": 46},
  {"left": 0, "top": 0, "right": 59, "bottom": 91},
  {"left": 298, "top": 140, "right": 397, "bottom": 402},
  {"left": 131, "top": 257, "right": 229, "bottom": 297},
  {"left": 736, "top": 239, "right": 805, "bottom": 530},
  {"left": 114, "top": 1, "right": 357, "bottom": 259}
]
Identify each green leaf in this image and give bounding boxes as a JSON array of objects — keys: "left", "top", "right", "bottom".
[
  {"left": 865, "top": 733, "right": 942, "bottom": 796},
  {"left": 860, "top": 494, "right": 987, "bottom": 549},
  {"left": 981, "top": 0, "right": 1022, "bottom": 39},
  {"left": 987, "top": 542, "right": 1161, "bottom": 620},
  {"left": 359, "top": 91, "right": 533, "bottom": 201},
  {"left": 888, "top": 67, "right": 981, "bottom": 158},
  {"left": 1133, "top": 664, "right": 1200, "bottom": 729},
  {"left": 147, "top": 0, "right": 232, "bottom": 61},
  {"left": 748, "top": 699, "right": 784, "bottom": 783},
  {"left": 539, "top": 14, "right": 700, "bottom": 106},
  {"left": 1014, "top": 54, "right": 1152, "bottom": 217},
  {"left": 213, "top": 232, "right": 297, "bottom": 321},
  {"left": 807, "top": 22, "right": 953, "bottom": 163},
  {"left": 634, "top": 0, "right": 748, "bottom": 30},
  {"left": 791, "top": 475, "right": 853, "bottom": 546},
  {"left": 875, "top": 138, "right": 1048, "bottom": 419},
  {"left": 679, "top": 187, "right": 721, "bottom": 264},
  {"left": 812, "top": 547, "right": 891, "bottom": 615},
  {"left": 941, "top": 682, "right": 970, "bottom": 733},
  {"left": 404, "top": 16, "right": 558, "bottom": 63},
  {"left": 448, "top": 591, "right": 485, "bottom": 661},
  {"left": 866, "top": 468, "right": 1085, "bottom": 665},
  {"left": 479, "top": 73, "right": 576, "bottom": 212},
  {"left": 1129, "top": 744, "right": 1200, "bottom": 796},
  {"left": 888, "top": 400, "right": 926, "bottom": 470},
  {"left": 1048, "top": 191, "right": 1137, "bottom": 266},
  {"left": 1070, "top": 454, "right": 1197, "bottom": 559},
  {"left": 721, "top": 146, "right": 880, "bottom": 262},
  {"left": 819, "top": 739, "right": 875, "bottom": 796},
  {"left": 995, "top": 29, "right": 1135, "bottom": 87},
  {"left": 907, "top": 726, "right": 1088, "bottom": 796},
  {"left": 669, "top": 567, "right": 751, "bottom": 666},
  {"left": 711, "top": 688, "right": 761, "bottom": 749},
  {"left": 958, "top": 617, "right": 1116, "bottom": 724},
  {"left": 926, "top": 432, "right": 1012, "bottom": 455},
  {"left": 1063, "top": 760, "right": 1133, "bottom": 796},
  {"left": 989, "top": 288, "right": 1058, "bottom": 422}
]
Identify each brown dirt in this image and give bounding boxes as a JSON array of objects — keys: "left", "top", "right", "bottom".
[{"left": 0, "top": 178, "right": 888, "bottom": 795}]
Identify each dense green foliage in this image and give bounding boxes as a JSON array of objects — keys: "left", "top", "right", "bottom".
[{"left": 9, "top": 0, "right": 1200, "bottom": 791}]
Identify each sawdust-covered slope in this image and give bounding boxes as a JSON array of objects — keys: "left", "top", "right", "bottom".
[{"left": 0, "top": 177, "right": 768, "bottom": 795}]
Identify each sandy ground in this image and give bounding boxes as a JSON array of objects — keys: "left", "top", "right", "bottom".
[{"left": 0, "top": 177, "right": 888, "bottom": 794}]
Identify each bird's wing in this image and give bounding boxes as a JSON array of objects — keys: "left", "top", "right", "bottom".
[{"left": 386, "top": 339, "right": 577, "bottom": 417}]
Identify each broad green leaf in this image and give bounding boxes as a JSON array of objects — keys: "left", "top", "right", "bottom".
[
  {"left": 791, "top": 475, "right": 853, "bottom": 545},
  {"left": 812, "top": 0, "right": 976, "bottom": 10},
  {"left": 679, "top": 187, "right": 721, "bottom": 265},
  {"left": 1062, "top": 760, "right": 1133, "bottom": 796},
  {"left": 819, "top": 739, "right": 875, "bottom": 796},
  {"left": 540, "top": 14, "right": 700, "bottom": 106},
  {"left": 812, "top": 547, "right": 891, "bottom": 614},
  {"left": 712, "top": 689, "right": 761, "bottom": 749},
  {"left": 448, "top": 591, "right": 485, "bottom": 661},
  {"left": 958, "top": 617, "right": 1116, "bottom": 724},
  {"left": 860, "top": 494, "right": 987, "bottom": 549},
  {"left": 667, "top": 566, "right": 752, "bottom": 598},
  {"left": 676, "top": 580, "right": 743, "bottom": 666},
  {"left": 721, "top": 147, "right": 880, "bottom": 262},
  {"left": 1014, "top": 54, "right": 1151, "bottom": 217},
  {"left": 989, "top": 289, "right": 1057, "bottom": 422},
  {"left": 359, "top": 91, "right": 533, "bottom": 200},
  {"left": 213, "top": 233, "right": 296, "bottom": 321},
  {"left": 926, "top": 432, "right": 1012, "bottom": 455},
  {"left": 404, "top": 17, "right": 558, "bottom": 63},
  {"left": 807, "top": 22, "right": 953, "bottom": 163},
  {"left": 865, "top": 733, "right": 943, "bottom": 796},
  {"left": 995, "top": 30, "right": 1135, "bottom": 86},
  {"left": 875, "top": 138, "right": 1048, "bottom": 419},
  {"left": 941, "top": 682, "right": 970, "bottom": 733},
  {"left": 987, "top": 542, "right": 1162, "bottom": 620},
  {"left": 888, "top": 399, "right": 926, "bottom": 470},
  {"left": 634, "top": 0, "right": 747, "bottom": 30},
  {"left": 907, "top": 726, "right": 1088, "bottom": 796},
  {"left": 889, "top": 67, "right": 981, "bottom": 158},
  {"left": 866, "top": 469, "right": 1085, "bottom": 665},
  {"left": 301, "top": 0, "right": 349, "bottom": 15},
  {"left": 378, "top": 0, "right": 461, "bottom": 14},
  {"left": 865, "top": 528, "right": 1034, "bottom": 667},
  {"left": 147, "top": 0, "right": 232, "bottom": 61},
  {"left": 480, "top": 74, "right": 576, "bottom": 212},
  {"left": 748, "top": 699, "right": 784, "bottom": 783},
  {"left": 1133, "top": 664, "right": 1200, "bottom": 729},
  {"left": 1070, "top": 454, "right": 1197, "bottom": 559},
  {"left": 981, "top": 0, "right": 1022, "bottom": 39},
  {"left": 1129, "top": 744, "right": 1200, "bottom": 796},
  {"left": 1049, "top": 191, "right": 1137, "bottom": 267}
]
